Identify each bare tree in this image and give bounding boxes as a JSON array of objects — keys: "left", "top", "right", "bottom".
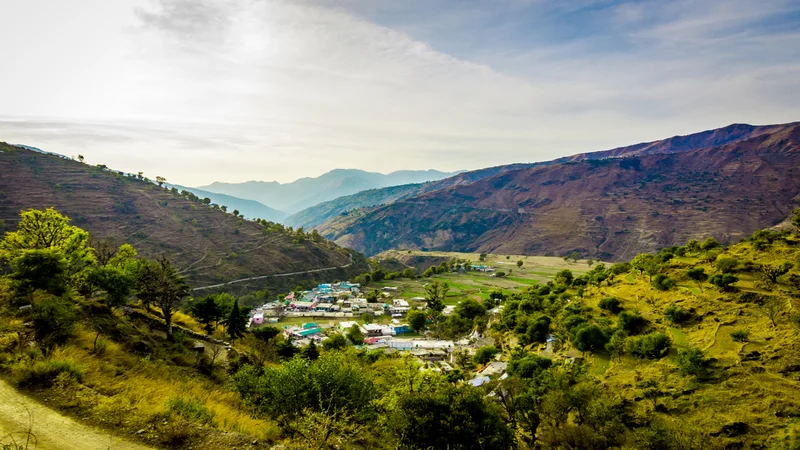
[{"left": 759, "top": 296, "right": 786, "bottom": 327}]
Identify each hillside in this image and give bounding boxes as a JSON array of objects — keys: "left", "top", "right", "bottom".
[
  {"left": 0, "top": 143, "right": 367, "bottom": 290},
  {"left": 198, "top": 168, "right": 460, "bottom": 215},
  {"left": 296, "top": 122, "right": 792, "bottom": 232},
  {"left": 169, "top": 184, "right": 286, "bottom": 222},
  {"left": 328, "top": 122, "right": 800, "bottom": 259}
]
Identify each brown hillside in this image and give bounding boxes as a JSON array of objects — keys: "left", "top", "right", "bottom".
[
  {"left": 0, "top": 143, "right": 367, "bottom": 290},
  {"left": 331, "top": 123, "right": 800, "bottom": 260}
]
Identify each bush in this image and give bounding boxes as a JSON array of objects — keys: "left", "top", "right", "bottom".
[
  {"left": 714, "top": 257, "right": 738, "bottom": 274},
  {"left": 685, "top": 267, "right": 707, "bottom": 281},
  {"left": 18, "top": 359, "right": 85, "bottom": 387},
  {"left": 709, "top": 274, "right": 738, "bottom": 291},
  {"left": 474, "top": 346, "right": 500, "bottom": 365},
  {"left": 167, "top": 398, "right": 216, "bottom": 425},
  {"left": 610, "top": 262, "right": 632, "bottom": 275},
  {"left": 33, "top": 296, "right": 77, "bottom": 350},
  {"left": 700, "top": 238, "right": 720, "bottom": 251},
  {"left": 618, "top": 310, "right": 647, "bottom": 334},
  {"left": 677, "top": 347, "right": 706, "bottom": 376},
  {"left": 730, "top": 329, "right": 749, "bottom": 342},
  {"left": 664, "top": 305, "right": 693, "bottom": 324},
  {"left": 625, "top": 333, "right": 671, "bottom": 359},
  {"left": 572, "top": 324, "right": 609, "bottom": 353},
  {"left": 599, "top": 297, "right": 623, "bottom": 314},
  {"left": 651, "top": 273, "right": 676, "bottom": 291}
]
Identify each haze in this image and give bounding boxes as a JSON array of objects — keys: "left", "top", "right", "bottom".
[{"left": 1, "top": 0, "right": 799, "bottom": 186}]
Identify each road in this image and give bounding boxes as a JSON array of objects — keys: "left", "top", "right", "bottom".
[
  {"left": 0, "top": 378, "right": 153, "bottom": 450},
  {"left": 192, "top": 253, "right": 354, "bottom": 291}
]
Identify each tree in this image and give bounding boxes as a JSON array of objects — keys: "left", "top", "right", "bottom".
[
  {"left": 89, "top": 266, "right": 134, "bottom": 310},
  {"left": 232, "top": 209, "right": 240, "bottom": 216},
  {"left": 454, "top": 299, "right": 486, "bottom": 320},
  {"left": 758, "top": 296, "right": 785, "bottom": 327},
  {"left": 573, "top": 325, "right": 608, "bottom": 353},
  {"left": 700, "top": 238, "right": 720, "bottom": 251},
  {"left": 631, "top": 254, "right": 660, "bottom": 281},
  {"left": 714, "top": 257, "right": 738, "bottom": 274},
  {"left": 0, "top": 208, "right": 95, "bottom": 282},
  {"left": 554, "top": 269, "right": 574, "bottom": 286},
  {"left": 685, "top": 267, "right": 707, "bottom": 281},
  {"left": 77, "top": 154, "right": 85, "bottom": 163},
  {"left": 135, "top": 258, "right": 190, "bottom": 342},
  {"left": 651, "top": 273, "right": 676, "bottom": 291},
  {"left": 618, "top": 310, "right": 647, "bottom": 334},
  {"left": 407, "top": 309, "right": 427, "bottom": 333},
  {"left": 155, "top": 176, "right": 166, "bottom": 187},
  {"left": 252, "top": 325, "right": 280, "bottom": 342},
  {"left": 758, "top": 262, "right": 794, "bottom": 284},
  {"left": 323, "top": 333, "right": 348, "bottom": 350},
  {"left": 346, "top": 324, "right": 365, "bottom": 345},
  {"left": 517, "top": 260, "right": 524, "bottom": 268},
  {"left": 33, "top": 296, "right": 77, "bottom": 352},
  {"left": 225, "top": 299, "right": 248, "bottom": 342},
  {"left": 792, "top": 208, "right": 800, "bottom": 233},
  {"left": 189, "top": 295, "right": 224, "bottom": 334},
  {"left": 9, "top": 249, "right": 69, "bottom": 297},
  {"left": 606, "top": 330, "right": 627, "bottom": 361},
  {"left": 301, "top": 340, "right": 320, "bottom": 360},
  {"left": 709, "top": 274, "right": 738, "bottom": 291},
  {"left": 474, "top": 345, "right": 500, "bottom": 365},
  {"left": 625, "top": 333, "right": 671, "bottom": 359},
  {"left": 599, "top": 297, "right": 622, "bottom": 314},
  {"left": 479, "top": 253, "right": 487, "bottom": 262},
  {"left": 365, "top": 290, "right": 379, "bottom": 303},
  {"left": 425, "top": 280, "right": 449, "bottom": 312},
  {"left": 677, "top": 347, "right": 706, "bottom": 377}
]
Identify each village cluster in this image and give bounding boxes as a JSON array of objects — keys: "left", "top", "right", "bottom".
[{"left": 246, "top": 279, "right": 509, "bottom": 383}]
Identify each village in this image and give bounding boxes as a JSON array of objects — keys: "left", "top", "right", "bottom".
[{"left": 246, "top": 278, "right": 507, "bottom": 382}]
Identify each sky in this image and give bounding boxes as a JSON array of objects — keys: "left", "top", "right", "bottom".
[{"left": 1, "top": 0, "right": 799, "bottom": 186}]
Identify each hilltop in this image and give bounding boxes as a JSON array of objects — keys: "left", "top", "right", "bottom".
[
  {"left": 168, "top": 184, "right": 286, "bottom": 222},
  {"left": 0, "top": 143, "right": 367, "bottom": 290},
  {"left": 326, "top": 122, "right": 800, "bottom": 259},
  {"left": 199, "top": 168, "right": 460, "bottom": 215}
]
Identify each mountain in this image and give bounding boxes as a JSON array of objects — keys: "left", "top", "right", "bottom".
[
  {"left": 168, "top": 184, "right": 286, "bottom": 222},
  {"left": 0, "top": 143, "right": 367, "bottom": 290},
  {"left": 326, "top": 122, "right": 800, "bottom": 259},
  {"left": 197, "top": 168, "right": 460, "bottom": 215},
  {"left": 292, "top": 123, "right": 788, "bottom": 231}
]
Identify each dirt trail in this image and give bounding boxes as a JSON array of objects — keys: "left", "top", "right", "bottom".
[{"left": 0, "top": 378, "right": 153, "bottom": 450}]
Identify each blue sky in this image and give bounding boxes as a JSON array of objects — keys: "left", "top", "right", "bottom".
[{"left": 0, "top": 0, "right": 798, "bottom": 186}]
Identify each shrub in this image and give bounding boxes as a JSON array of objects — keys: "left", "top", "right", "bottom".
[
  {"left": 685, "top": 267, "right": 707, "bottom": 281},
  {"left": 618, "top": 310, "right": 647, "bottom": 334},
  {"left": 709, "top": 274, "right": 738, "bottom": 291},
  {"left": 651, "top": 274, "right": 676, "bottom": 291},
  {"left": 599, "top": 297, "right": 623, "bottom": 314},
  {"left": 730, "top": 329, "right": 749, "bottom": 342},
  {"left": 474, "top": 346, "right": 500, "bottom": 365},
  {"left": 33, "top": 296, "right": 77, "bottom": 350},
  {"left": 610, "top": 262, "right": 632, "bottom": 275},
  {"left": 18, "top": 359, "right": 85, "bottom": 387},
  {"left": 572, "top": 324, "right": 609, "bottom": 353},
  {"left": 677, "top": 347, "right": 706, "bottom": 376},
  {"left": 664, "top": 305, "right": 693, "bottom": 324},
  {"left": 167, "top": 398, "right": 216, "bottom": 425},
  {"left": 625, "top": 333, "right": 671, "bottom": 359},
  {"left": 714, "top": 257, "right": 738, "bottom": 274},
  {"left": 700, "top": 238, "right": 720, "bottom": 251}
]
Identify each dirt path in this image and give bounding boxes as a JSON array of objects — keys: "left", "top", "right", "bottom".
[{"left": 0, "top": 379, "right": 153, "bottom": 450}]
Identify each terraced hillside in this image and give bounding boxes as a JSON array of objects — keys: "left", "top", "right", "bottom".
[
  {"left": 328, "top": 122, "right": 800, "bottom": 259},
  {"left": 0, "top": 143, "right": 367, "bottom": 290}
]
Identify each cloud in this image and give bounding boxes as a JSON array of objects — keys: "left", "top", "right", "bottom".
[{"left": 0, "top": 0, "right": 798, "bottom": 186}]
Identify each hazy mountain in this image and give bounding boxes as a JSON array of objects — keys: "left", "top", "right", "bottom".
[
  {"left": 197, "top": 168, "right": 460, "bottom": 215},
  {"left": 0, "top": 143, "right": 367, "bottom": 290},
  {"left": 168, "top": 184, "right": 286, "bottom": 222},
  {"left": 324, "top": 122, "right": 800, "bottom": 259}
]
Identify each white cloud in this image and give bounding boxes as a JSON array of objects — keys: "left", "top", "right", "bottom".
[{"left": 0, "top": 0, "right": 798, "bottom": 187}]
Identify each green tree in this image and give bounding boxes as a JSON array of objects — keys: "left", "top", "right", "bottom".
[
  {"left": 631, "top": 254, "right": 660, "bottom": 281},
  {"left": 454, "top": 299, "right": 486, "bottom": 320},
  {"left": 709, "top": 273, "right": 738, "bottom": 291},
  {"left": 517, "top": 260, "right": 524, "bottom": 268},
  {"left": 618, "top": 310, "right": 647, "bottom": 334},
  {"left": 189, "top": 295, "right": 224, "bottom": 334},
  {"left": 625, "top": 332, "right": 672, "bottom": 359},
  {"left": 0, "top": 208, "right": 95, "bottom": 283},
  {"left": 573, "top": 324, "right": 609, "bottom": 353},
  {"left": 554, "top": 269, "right": 574, "bottom": 286},
  {"left": 714, "top": 257, "right": 738, "bottom": 274},
  {"left": 792, "top": 208, "right": 800, "bottom": 233},
  {"left": 407, "top": 309, "right": 427, "bottom": 333},
  {"left": 651, "top": 273, "right": 676, "bottom": 291},
  {"left": 135, "top": 258, "right": 190, "bottom": 342},
  {"left": 479, "top": 253, "right": 487, "bottom": 262},
  {"left": 606, "top": 330, "right": 627, "bottom": 361},
  {"left": 599, "top": 297, "right": 622, "bottom": 314},
  {"left": 677, "top": 347, "right": 706, "bottom": 377},
  {"left": 365, "top": 290, "right": 379, "bottom": 303},
  {"left": 758, "top": 296, "right": 785, "bottom": 327},
  {"left": 89, "top": 266, "right": 134, "bottom": 310},
  {"left": 474, "top": 345, "right": 500, "bottom": 365},
  {"left": 301, "top": 340, "right": 320, "bottom": 360},
  {"left": 33, "top": 296, "right": 77, "bottom": 352},
  {"left": 759, "top": 262, "right": 794, "bottom": 284},
  {"left": 323, "top": 333, "right": 348, "bottom": 350},
  {"left": 225, "top": 299, "right": 248, "bottom": 342},
  {"left": 155, "top": 176, "right": 166, "bottom": 186},
  {"left": 425, "top": 280, "right": 449, "bottom": 312},
  {"left": 346, "top": 324, "right": 365, "bottom": 345},
  {"left": 9, "top": 249, "right": 69, "bottom": 297},
  {"left": 401, "top": 268, "right": 416, "bottom": 279}
]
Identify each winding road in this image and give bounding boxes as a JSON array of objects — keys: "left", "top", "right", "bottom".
[
  {"left": 191, "top": 253, "right": 354, "bottom": 292},
  {"left": 0, "top": 378, "right": 152, "bottom": 450}
]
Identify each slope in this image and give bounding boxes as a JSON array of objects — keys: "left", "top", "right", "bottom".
[
  {"left": 0, "top": 143, "right": 367, "bottom": 290},
  {"left": 168, "top": 184, "right": 286, "bottom": 222},
  {"left": 198, "top": 168, "right": 459, "bottom": 214},
  {"left": 298, "top": 122, "right": 793, "bottom": 231},
  {"left": 329, "top": 122, "right": 800, "bottom": 259}
]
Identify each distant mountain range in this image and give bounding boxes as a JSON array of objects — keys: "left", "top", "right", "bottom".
[
  {"left": 318, "top": 122, "right": 800, "bottom": 260},
  {"left": 196, "top": 168, "right": 460, "bottom": 215},
  {"left": 168, "top": 184, "right": 286, "bottom": 222}
]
